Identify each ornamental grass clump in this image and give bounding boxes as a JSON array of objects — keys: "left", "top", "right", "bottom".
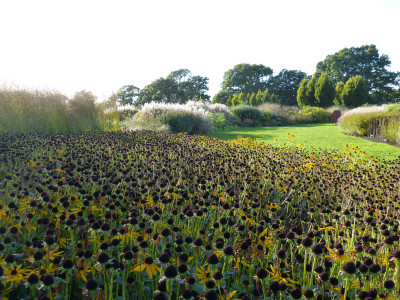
[
  {"left": 0, "top": 87, "right": 109, "bottom": 135},
  {"left": 338, "top": 105, "right": 400, "bottom": 144},
  {"left": 1, "top": 131, "right": 400, "bottom": 299},
  {"left": 122, "top": 100, "right": 229, "bottom": 134}
]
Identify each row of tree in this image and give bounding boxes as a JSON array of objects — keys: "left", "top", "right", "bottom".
[
  {"left": 297, "top": 73, "right": 368, "bottom": 107},
  {"left": 116, "top": 45, "right": 400, "bottom": 107},
  {"left": 117, "top": 69, "right": 209, "bottom": 106},
  {"left": 212, "top": 66, "right": 307, "bottom": 106},
  {"left": 226, "top": 89, "right": 278, "bottom": 107}
]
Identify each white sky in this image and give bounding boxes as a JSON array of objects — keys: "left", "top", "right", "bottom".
[{"left": 1, "top": 0, "right": 399, "bottom": 101}]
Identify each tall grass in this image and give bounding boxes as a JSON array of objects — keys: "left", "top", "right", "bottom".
[{"left": 0, "top": 86, "right": 111, "bottom": 135}]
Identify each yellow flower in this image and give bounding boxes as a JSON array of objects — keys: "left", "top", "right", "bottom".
[
  {"left": 47, "top": 247, "right": 64, "bottom": 261},
  {"left": 132, "top": 257, "right": 160, "bottom": 279},
  {"left": 319, "top": 227, "right": 336, "bottom": 233},
  {"left": 235, "top": 257, "right": 253, "bottom": 270},
  {"left": 0, "top": 209, "right": 7, "bottom": 219},
  {"left": 221, "top": 290, "right": 240, "bottom": 300},
  {"left": 325, "top": 247, "right": 355, "bottom": 264},
  {"left": 5, "top": 264, "right": 29, "bottom": 287},
  {"left": 76, "top": 261, "right": 91, "bottom": 282},
  {"left": 195, "top": 265, "right": 211, "bottom": 284},
  {"left": 267, "top": 265, "right": 297, "bottom": 287},
  {"left": 58, "top": 237, "right": 71, "bottom": 248}
]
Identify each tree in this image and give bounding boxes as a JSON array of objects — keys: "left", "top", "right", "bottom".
[
  {"left": 117, "top": 85, "right": 140, "bottom": 106},
  {"left": 305, "top": 75, "right": 318, "bottom": 106},
  {"left": 237, "top": 92, "right": 245, "bottom": 105},
  {"left": 226, "top": 96, "right": 233, "bottom": 107},
  {"left": 263, "top": 88, "right": 271, "bottom": 103},
  {"left": 341, "top": 75, "right": 368, "bottom": 107},
  {"left": 231, "top": 94, "right": 239, "bottom": 106},
  {"left": 186, "top": 75, "right": 210, "bottom": 101},
  {"left": 212, "top": 90, "right": 230, "bottom": 104},
  {"left": 255, "top": 90, "right": 263, "bottom": 106},
  {"left": 138, "top": 78, "right": 179, "bottom": 105},
  {"left": 270, "top": 94, "right": 278, "bottom": 103},
  {"left": 267, "top": 69, "right": 308, "bottom": 105},
  {"left": 168, "top": 69, "right": 210, "bottom": 102},
  {"left": 297, "top": 79, "right": 310, "bottom": 107},
  {"left": 316, "top": 45, "right": 400, "bottom": 103},
  {"left": 249, "top": 92, "right": 256, "bottom": 106},
  {"left": 333, "top": 82, "right": 345, "bottom": 106},
  {"left": 167, "top": 69, "right": 192, "bottom": 83},
  {"left": 315, "top": 73, "right": 335, "bottom": 107},
  {"left": 220, "top": 63, "right": 273, "bottom": 96},
  {"left": 137, "top": 69, "right": 210, "bottom": 105}
]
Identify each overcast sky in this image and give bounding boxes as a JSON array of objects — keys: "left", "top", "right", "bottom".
[{"left": 1, "top": 0, "right": 399, "bottom": 101}]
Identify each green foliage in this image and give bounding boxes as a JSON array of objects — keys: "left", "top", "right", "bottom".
[
  {"left": 334, "top": 82, "right": 345, "bottom": 106},
  {"left": 263, "top": 88, "right": 271, "bottom": 103},
  {"left": 231, "top": 105, "right": 262, "bottom": 127},
  {"left": 209, "top": 112, "right": 232, "bottom": 130},
  {"left": 159, "top": 111, "right": 211, "bottom": 135},
  {"left": 385, "top": 103, "right": 400, "bottom": 112},
  {"left": 267, "top": 69, "right": 308, "bottom": 105},
  {"left": 212, "top": 90, "right": 230, "bottom": 105},
  {"left": 69, "top": 90, "right": 103, "bottom": 132},
  {"left": 315, "top": 73, "right": 335, "bottom": 107},
  {"left": 237, "top": 92, "right": 245, "bottom": 105},
  {"left": 297, "top": 78, "right": 310, "bottom": 107},
  {"left": 159, "top": 111, "right": 194, "bottom": 134},
  {"left": 255, "top": 90, "right": 263, "bottom": 106},
  {"left": 339, "top": 111, "right": 400, "bottom": 144},
  {"left": 305, "top": 75, "right": 318, "bottom": 105},
  {"left": 341, "top": 75, "right": 368, "bottom": 107},
  {"left": 249, "top": 92, "right": 256, "bottom": 106},
  {"left": 270, "top": 93, "right": 278, "bottom": 103},
  {"left": 117, "top": 85, "right": 140, "bottom": 106},
  {"left": 220, "top": 63, "right": 273, "bottom": 97},
  {"left": 292, "top": 106, "right": 331, "bottom": 124},
  {"left": 135, "top": 69, "right": 210, "bottom": 106},
  {"left": 0, "top": 87, "right": 106, "bottom": 135},
  {"left": 261, "top": 109, "right": 285, "bottom": 126},
  {"left": 316, "top": 44, "right": 399, "bottom": 103}
]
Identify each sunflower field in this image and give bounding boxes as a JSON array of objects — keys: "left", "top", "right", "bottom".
[{"left": 0, "top": 131, "right": 400, "bottom": 300}]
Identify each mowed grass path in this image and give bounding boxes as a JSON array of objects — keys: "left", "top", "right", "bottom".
[{"left": 207, "top": 123, "right": 400, "bottom": 161}]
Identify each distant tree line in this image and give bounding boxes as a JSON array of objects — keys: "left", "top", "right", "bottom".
[
  {"left": 117, "top": 45, "right": 400, "bottom": 108},
  {"left": 117, "top": 69, "right": 210, "bottom": 106}
]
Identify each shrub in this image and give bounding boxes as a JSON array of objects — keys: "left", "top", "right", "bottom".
[
  {"left": 0, "top": 87, "right": 106, "bottom": 135},
  {"left": 231, "top": 105, "right": 262, "bottom": 126},
  {"left": 339, "top": 111, "right": 400, "bottom": 144},
  {"left": 292, "top": 106, "right": 330, "bottom": 124},
  {"left": 337, "top": 105, "right": 387, "bottom": 124},
  {"left": 385, "top": 103, "right": 400, "bottom": 112},
  {"left": 123, "top": 101, "right": 220, "bottom": 134},
  {"left": 68, "top": 90, "right": 103, "bottom": 132},
  {"left": 209, "top": 112, "right": 231, "bottom": 130},
  {"left": 160, "top": 111, "right": 195, "bottom": 133},
  {"left": 261, "top": 109, "right": 284, "bottom": 126},
  {"left": 121, "top": 113, "right": 167, "bottom": 132},
  {"left": 159, "top": 110, "right": 212, "bottom": 135}
]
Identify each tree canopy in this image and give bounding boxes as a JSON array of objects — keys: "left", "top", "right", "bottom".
[
  {"left": 314, "top": 73, "right": 335, "bottom": 107},
  {"left": 267, "top": 69, "right": 308, "bottom": 106},
  {"left": 316, "top": 45, "right": 400, "bottom": 103},
  {"left": 119, "top": 69, "right": 210, "bottom": 106},
  {"left": 117, "top": 85, "right": 140, "bottom": 106},
  {"left": 221, "top": 63, "right": 273, "bottom": 96},
  {"left": 340, "top": 75, "right": 368, "bottom": 107}
]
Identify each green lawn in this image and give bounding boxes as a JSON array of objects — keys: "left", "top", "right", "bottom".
[{"left": 207, "top": 123, "right": 400, "bottom": 161}]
